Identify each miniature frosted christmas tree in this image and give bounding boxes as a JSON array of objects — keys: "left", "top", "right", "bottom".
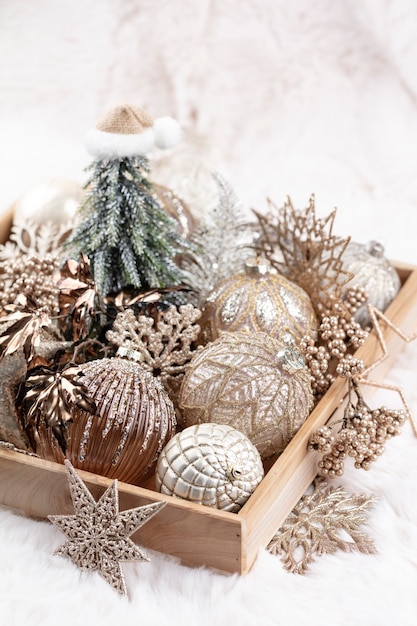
[{"left": 67, "top": 103, "right": 185, "bottom": 297}]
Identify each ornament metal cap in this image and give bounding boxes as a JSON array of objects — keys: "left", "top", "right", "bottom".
[
  {"left": 116, "top": 346, "right": 143, "bottom": 363},
  {"left": 244, "top": 257, "right": 270, "bottom": 276},
  {"left": 366, "top": 240, "right": 385, "bottom": 258}
]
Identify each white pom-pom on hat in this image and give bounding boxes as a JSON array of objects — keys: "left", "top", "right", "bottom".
[
  {"left": 85, "top": 103, "right": 181, "bottom": 158},
  {"left": 153, "top": 116, "right": 181, "bottom": 149}
]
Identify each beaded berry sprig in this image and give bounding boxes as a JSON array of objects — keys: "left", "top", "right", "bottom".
[
  {"left": 308, "top": 377, "right": 406, "bottom": 477},
  {"left": 300, "top": 286, "right": 369, "bottom": 400}
]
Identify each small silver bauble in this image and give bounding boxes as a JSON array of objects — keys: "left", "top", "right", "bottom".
[
  {"left": 342, "top": 240, "right": 401, "bottom": 327},
  {"left": 155, "top": 423, "right": 264, "bottom": 512}
]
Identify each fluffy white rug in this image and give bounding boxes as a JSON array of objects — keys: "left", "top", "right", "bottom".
[{"left": 1, "top": 1, "right": 417, "bottom": 624}]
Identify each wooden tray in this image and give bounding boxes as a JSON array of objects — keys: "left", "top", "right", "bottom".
[{"left": 1, "top": 209, "right": 417, "bottom": 574}]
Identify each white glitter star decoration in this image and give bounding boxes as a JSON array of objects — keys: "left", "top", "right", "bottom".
[{"left": 48, "top": 460, "right": 166, "bottom": 595}]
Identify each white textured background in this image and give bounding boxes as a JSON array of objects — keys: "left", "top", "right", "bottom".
[
  {"left": 1, "top": 1, "right": 417, "bottom": 261},
  {"left": 1, "top": 2, "right": 417, "bottom": 625}
]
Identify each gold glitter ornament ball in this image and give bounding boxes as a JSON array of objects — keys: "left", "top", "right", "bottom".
[
  {"left": 342, "top": 240, "right": 401, "bottom": 327},
  {"left": 36, "top": 353, "right": 176, "bottom": 485},
  {"left": 199, "top": 257, "right": 317, "bottom": 345},
  {"left": 178, "top": 331, "right": 314, "bottom": 459},
  {"left": 155, "top": 423, "right": 264, "bottom": 512}
]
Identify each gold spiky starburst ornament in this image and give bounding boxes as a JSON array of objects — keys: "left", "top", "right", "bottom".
[
  {"left": 254, "top": 195, "right": 353, "bottom": 312},
  {"left": 48, "top": 460, "right": 166, "bottom": 596}
]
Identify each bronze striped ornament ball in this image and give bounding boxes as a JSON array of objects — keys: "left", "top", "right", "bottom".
[
  {"left": 35, "top": 349, "right": 176, "bottom": 485},
  {"left": 178, "top": 330, "right": 314, "bottom": 459}
]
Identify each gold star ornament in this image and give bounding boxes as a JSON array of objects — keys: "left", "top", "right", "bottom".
[{"left": 48, "top": 460, "right": 166, "bottom": 595}]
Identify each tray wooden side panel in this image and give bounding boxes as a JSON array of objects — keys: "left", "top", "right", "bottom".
[
  {"left": 240, "top": 266, "right": 417, "bottom": 568},
  {"left": 0, "top": 447, "right": 245, "bottom": 574}
]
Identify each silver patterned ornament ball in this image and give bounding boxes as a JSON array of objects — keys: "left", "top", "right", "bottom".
[
  {"left": 35, "top": 349, "right": 176, "bottom": 485},
  {"left": 155, "top": 423, "right": 264, "bottom": 512},
  {"left": 199, "top": 257, "right": 317, "bottom": 346},
  {"left": 178, "top": 330, "right": 314, "bottom": 459},
  {"left": 342, "top": 240, "right": 401, "bottom": 327}
]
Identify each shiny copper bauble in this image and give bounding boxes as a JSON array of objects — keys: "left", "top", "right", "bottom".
[{"left": 35, "top": 355, "right": 176, "bottom": 484}]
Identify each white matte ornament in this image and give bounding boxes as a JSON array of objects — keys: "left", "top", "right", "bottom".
[
  {"left": 13, "top": 179, "right": 83, "bottom": 224},
  {"left": 155, "top": 423, "right": 264, "bottom": 512}
]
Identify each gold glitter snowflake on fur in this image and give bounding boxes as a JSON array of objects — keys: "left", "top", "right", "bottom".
[
  {"left": 268, "top": 477, "right": 376, "bottom": 573},
  {"left": 254, "top": 195, "right": 353, "bottom": 312},
  {"left": 48, "top": 460, "right": 166, "bottom": 596}
]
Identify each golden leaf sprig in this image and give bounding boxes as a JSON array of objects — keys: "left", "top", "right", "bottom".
[
  {"left": 57, "top": 254, "right": 98, "bottom": 341},
  {"left": 22, "top": 362, "right": 96, "bottom": 453},
  {"left": 0, "top": 307, "right": 52, "bottom": 362},
  {"left": 268, "top": 477, "right": 376, "bottom": 573}
]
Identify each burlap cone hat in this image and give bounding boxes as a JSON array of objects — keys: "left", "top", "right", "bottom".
[{"left": 85, "top": 103, "right": 181, "bottom": 158}]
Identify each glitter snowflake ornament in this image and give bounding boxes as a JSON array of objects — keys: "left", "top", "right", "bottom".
[
  {"left": 106, "top": 304, "right": 202, "bottom": 411},
  {"left": 0, "top": 218, "right": 73, "bottom": 264},
  {"left": 49, "top": 460, "right": 166, "bottom": 596}
]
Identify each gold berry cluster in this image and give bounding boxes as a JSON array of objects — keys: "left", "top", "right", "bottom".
[
  {"left": 300, "top": 287, "right": 369, "bottom": 399},
  {"left": 308, "top": 379, "right": 406, "bottom": 476},
  {"left": 0, "top": 254, "right": 60, "bottom": 315}
]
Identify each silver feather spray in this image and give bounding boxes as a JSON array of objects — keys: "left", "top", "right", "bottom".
[{"left": 181, "top": 172, "right": 257, "bottom": 304}]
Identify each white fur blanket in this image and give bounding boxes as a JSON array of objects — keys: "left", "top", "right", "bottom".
[{"left": 1, "top": 1, "right": 417, "bottom": 624}]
